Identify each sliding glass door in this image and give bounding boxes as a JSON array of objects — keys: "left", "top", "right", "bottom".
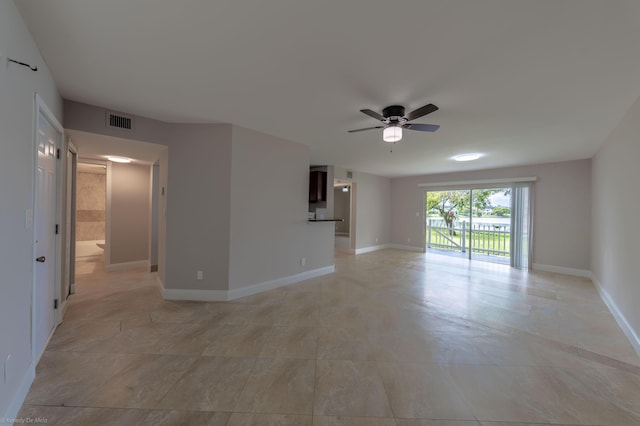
[
  {"left": 425, "top": 183, "right": 533, "bottom": 268},
  {"left": 468, "top": 187, "right": 511, "bottom": 263}
]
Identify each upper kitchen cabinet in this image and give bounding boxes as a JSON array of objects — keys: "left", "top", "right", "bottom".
[{"left": 309, "top": 170, "right": 327, "bottom": 203}]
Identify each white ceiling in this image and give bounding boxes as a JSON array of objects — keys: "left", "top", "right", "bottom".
[{"left": 17, "top": 0, "right": 640, "bottom": 177}]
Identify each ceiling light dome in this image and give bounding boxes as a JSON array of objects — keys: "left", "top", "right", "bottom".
[
  {"left": 106, "top": 156, "right": 132, "bottom": 163},
  {"left": 453, "top": 153, "right": 482, "bottom": 162},
  {"left": 383, "top": 126, "right": 402, "bottom": 143}
]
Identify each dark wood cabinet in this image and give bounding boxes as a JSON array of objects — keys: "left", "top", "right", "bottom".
[{"left": 309, "top": 171, "right": 327, "bottom": 202}]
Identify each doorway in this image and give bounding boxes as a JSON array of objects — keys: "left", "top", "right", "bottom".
[
  {"left": 333, "top": 183, "right": 351, "bottom": 251},
  {"left": 333, "top": 180, "right": 356, "bottom": 253},
  {"left": 75, "top": 160, "right": 107, "bottom": 274},
  {"left": 425, "top": 184, "right": 531, "bottom": 267}
]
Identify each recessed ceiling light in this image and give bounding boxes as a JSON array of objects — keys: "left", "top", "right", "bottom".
[
  {"left": 453, "top": 153, "right": 482, "bottom": 162},
  {"left": 106, "top": 156, "right": 132, "bottom": 163}
]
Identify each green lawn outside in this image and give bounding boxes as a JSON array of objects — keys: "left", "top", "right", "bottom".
[{"left": 426, "top": 228, "right": 511, "bottom": 257}]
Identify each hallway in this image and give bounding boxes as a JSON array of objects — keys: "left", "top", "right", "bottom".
[{"left": 19, "top": 250, "right": 640, "bottom": 425}]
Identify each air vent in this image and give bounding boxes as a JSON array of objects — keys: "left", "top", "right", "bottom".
[
  {"left": 346, "top": 170, "right": 353, "bottom": 179},
  {"left": 106, "top": 111, "right": 134, "bottom": 131}
]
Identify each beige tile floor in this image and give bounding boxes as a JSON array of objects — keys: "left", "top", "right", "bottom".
[{"left": 18, "top": 250, "right": 640, "bottom": 425}]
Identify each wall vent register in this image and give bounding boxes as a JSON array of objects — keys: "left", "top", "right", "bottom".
[{"left": 106, "top": 111, "right": 134, "bottom": 131}]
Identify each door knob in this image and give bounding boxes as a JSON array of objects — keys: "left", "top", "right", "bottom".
[{"left": 35, "top": 256, "right": 46, "bottom": 263}]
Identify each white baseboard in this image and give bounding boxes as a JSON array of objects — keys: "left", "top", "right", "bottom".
[
  {"left": 532, "top": 263, "right": 592, "bottom": 278},
  {"left": 162, "top": 265, "right": 335, "bottom": 302},
  {"left": 591, "top": 274, "right": 640, "bottom": 357},
  {"left": 335, "top": 246, "right": 355, "bottom": 254},
  {"left": 228, "top": 265, "right": 335, "bottom": 300},
  {"left": 3, "top": 364, "right": 35, "bottom": 422},
  {"left": 354, "top": 244, "right": 388, "bottom": 255},
  {"left": 163, "top": 288, "right": 228, "bottom": 302},
  {"left": 105, "top": 260, "right": 150, "bottom": 272},
  {"left": 354, "top": 244, "right": 425, "bottom": 254},
  {"left": 387, "top": 244, "right": 425, "bottom": 253}
]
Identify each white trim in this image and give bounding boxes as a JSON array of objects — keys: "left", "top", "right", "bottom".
[
  {"left": 228, "top": 265, "right": 335, "bottom": 300},
  {"left": 387, "top": 244, "right": 425, "bottom": 252},
  {"left": 104, "top": 161, "right": 112, "bottom": 269},
  {"left": 591, "top": 274, "right": 640, "bottom": 357},
  {"left": 335, "top": 247, "right": 356, "bottom": 254},
  {"left": 354, "top": 244, "right": 388, "bottom": 254},
  {"left": 105, "top": 260, "right": 149, "bottom": 272},
  {"left": 162, "top": 265, "right": 335, "bottom": 302},
  {"left": 2, "top": 365, "right": 35, "bottom": 422},
  {"left": 155, "top": 275, "right": 164, "bottom": 290},
  {"left": 418, "top": 177, "right": 537, "bottom": 188},
  {"left": 35, "top": 94, "right": 63, "bottom": 133},
  {"left": 164, "top": 288, "right": 229, "bottom": 302},
  {"left": 532, "top": 263, "right": 592, "bottom": 278}
]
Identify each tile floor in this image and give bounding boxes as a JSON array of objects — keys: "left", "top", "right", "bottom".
[{"left": 18, "top": 250, "right": 640, "bottom": 425}]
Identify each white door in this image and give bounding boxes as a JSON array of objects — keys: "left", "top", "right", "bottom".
[{"left": 34, "top": 110, "right": 59, "bottom": 360}]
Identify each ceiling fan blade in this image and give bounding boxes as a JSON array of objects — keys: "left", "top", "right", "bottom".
[
  {"left": 406, "top": 103, "right": 438, "bottom": 121},
  {"left": 348, "top": 126, "right": 384, "bottom": 133},
  {"left": 360, "top": 109, "right": 385, "bottom": 121},
  {"left": 404, "top": 123, "right": 440, "bottom": 132}
]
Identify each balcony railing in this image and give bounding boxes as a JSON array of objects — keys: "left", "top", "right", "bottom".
[{"left": 427, "top": 219, "right": 510, "bottom": 257}]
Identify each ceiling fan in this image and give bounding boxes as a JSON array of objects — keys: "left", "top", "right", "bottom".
[{"left": 348, "top": 104, "right": 440, "bottom": 142}]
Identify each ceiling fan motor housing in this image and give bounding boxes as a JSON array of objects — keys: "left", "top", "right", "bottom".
[{"left": 382, "top": 105, "right": 405, "bottom": 119}]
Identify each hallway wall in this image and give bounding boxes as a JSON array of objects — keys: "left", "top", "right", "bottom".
[
  {"left": 0, "top": 1, "right": 63, "bottom": 419},
  {"left": 592, "top": 94, "right": 640, "bottom": 354},
  {"left": 108, "top": 163, "right": 151, "bottom": 265}
]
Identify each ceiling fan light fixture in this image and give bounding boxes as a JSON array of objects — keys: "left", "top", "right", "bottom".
[{"left": 383, "top": 126, "right": 402, "bottom": 143}]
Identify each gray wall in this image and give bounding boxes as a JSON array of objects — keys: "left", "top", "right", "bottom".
[
  {"left": 592, "top": 95, "right": 640, "bottom": 346},
  {"left": 0, "top": 0, "right": 62, "bottom": 417},
  {"left": 63, "top": 102, "right": 335, "bottom": 294},
  {"left": 390, "top": 159, "right": 592, "bottom": 270},
  {"left": 229, "top": 126, "right": 329, "bottom": 290},
  {"left": 108, "top": 163, "right": 150, "bottom": 265},
  {"left": 355, "top": 172, "right": 391, "bottom": 249},
  {"left": 165, "top": 124, "right": 232, "bottom": 291}
]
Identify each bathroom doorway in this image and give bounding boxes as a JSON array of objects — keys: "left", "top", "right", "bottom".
[{"left": 75, "top": 160, "right": 107, "bottom": 274}]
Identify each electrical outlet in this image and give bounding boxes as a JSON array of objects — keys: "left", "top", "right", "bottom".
[
  {"left": 416, "top": 212, "right": 420, "bottom": 217},
  {"left": 375, "top": 237, "right": 379, "bottom": 243},
  {"left": 407, "top": 237, "right": 411, "bottom": 243},
  {"left": 300, "top": 257, "right": 306, "bottom": 267},
  {"left": 196, "top": 270, "right": 203, "bottom": 280}
]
